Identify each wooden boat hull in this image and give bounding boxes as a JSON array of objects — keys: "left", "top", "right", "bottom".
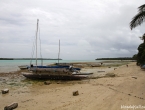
[{"left": 22, "top": 72, "right": 88, "bottom": 80}]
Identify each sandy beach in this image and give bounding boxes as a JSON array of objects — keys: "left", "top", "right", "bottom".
[{"left": 0, "top": 61, "right": 145, "bottom": 110}]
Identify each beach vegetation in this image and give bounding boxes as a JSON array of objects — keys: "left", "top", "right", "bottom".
[
  {"left": 96, "top": 57, "right": 135, "bottom": 60},
  {"left": 136, "top": 43, "right": 145, "bottom": 65},
  {"left": 130, "top": 4, "right": 145, "bottom": 65},
  {"left": 132, "top": 54, "right": 137, "bottom": 60}
]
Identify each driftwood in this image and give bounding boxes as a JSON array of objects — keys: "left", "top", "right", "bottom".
[
  {"left": 73, "top": 90, "right": 79, "bottom": 96},
  {"left": 91, "top": 64, "right": 101, "bottom": 67},
  {"left": 106, "top": 73, "right": 115, "bottom": 77},
  {"left": 4, "top": 102, "right": 18, "bottom": 110},
  {"left": 1, "top": 89, "right": 9, "bottom": 94},
  {"left": 132, "top": 76, "right": 137, "bottom": 79}
]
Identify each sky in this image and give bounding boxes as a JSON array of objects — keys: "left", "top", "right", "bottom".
[{"left": 0, "top": 0, "right": 145, "bottom": 60}]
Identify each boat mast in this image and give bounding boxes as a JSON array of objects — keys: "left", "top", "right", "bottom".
[
  {"left": 58, "top": 39, "right": 60, "bottom": 64},
  {"left": 36, "top": 19, "right": 39, "bottom": 67}
]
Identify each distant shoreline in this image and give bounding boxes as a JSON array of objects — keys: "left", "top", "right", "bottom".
[
  {"left": 0, "top": 58, "right": 62, "bottom": 60},
  {"left": 96, "top": 57, "right": 136, "bottom": 60}
]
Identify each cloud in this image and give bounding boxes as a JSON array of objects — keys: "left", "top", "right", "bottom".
[{"left": 0, "top": 0, "right": 144, "bottom": 60}]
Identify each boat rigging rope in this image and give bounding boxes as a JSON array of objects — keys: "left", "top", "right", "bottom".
[
  {"left": 30, "top": 34, "right": 36, "bottom": 66},
  {"left": 38, "top": 26, "right": 43, "bottom": 66},
  {"left": 30, "top": 20, "right": 43, "bottom": 66}
]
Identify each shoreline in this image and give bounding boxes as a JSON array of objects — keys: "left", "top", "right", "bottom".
[
  {"left": 0, "top": 60, "right": 134, "bottom": 74},
  {"left": 1, "top": 61, "right": 143, "bottom": 110},
  {"left": 0, "top": 60, "right": 130, "bottom": 73}
]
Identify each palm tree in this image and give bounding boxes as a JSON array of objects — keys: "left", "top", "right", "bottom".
[
  {"left": 130, "top": 4, "right": 145, "bottom": 65},
  {"left": 130, "top": 4, "right": 145, "bottom": 30}
]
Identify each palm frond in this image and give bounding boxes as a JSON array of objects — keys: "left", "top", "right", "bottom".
[
  {"left": 130, "top": 11, "right": 145, "bottom": 30},
  {"left": 138, "top": 4, "right": 145, "bottom": 12}
]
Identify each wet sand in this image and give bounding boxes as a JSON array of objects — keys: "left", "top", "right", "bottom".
[{"left": 1, "top": 61, "right": 145, "bottom": 110}]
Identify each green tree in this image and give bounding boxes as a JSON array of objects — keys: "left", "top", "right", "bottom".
[
  {"left": 130, "top": 4, "right": 145, "bottom": 42},
  {"left": 132, "top": 54, "right": 137, "bottom": 60},
  {"left": 137, "top": 43, "right": 145, "bottom": 65},
  {"left": 130, "top": 4, "right": 145, "bottom": 65}
]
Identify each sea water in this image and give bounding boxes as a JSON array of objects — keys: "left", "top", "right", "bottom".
[{"left": 0, "top": 60, "right": 101, "bottom": 73}]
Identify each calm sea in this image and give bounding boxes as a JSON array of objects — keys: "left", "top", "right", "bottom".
[{"left": 0, "top": 60, "right": 101, "bottom": 73}]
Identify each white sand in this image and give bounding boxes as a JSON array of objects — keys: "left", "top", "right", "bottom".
[{"left": 0, "top": 62, "right": 145, "bottom": 110}]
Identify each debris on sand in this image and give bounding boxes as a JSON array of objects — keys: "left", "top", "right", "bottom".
[
  {"left": 1, "top": 89, "right": 9, "bottom": 94},
  {"left": 105, "top": 73, "right": 116, "bottom": 77},
  {"left": 73, "top": 90, "right": 79, "bottom": 96}
]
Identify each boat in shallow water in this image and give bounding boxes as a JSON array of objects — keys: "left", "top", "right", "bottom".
[
  {"left": 22, "top": 67, "right": 91, "bottom": 80},
  {"left": 18, "top": 65, "right": 28, "bottom": 70},
  {"left": 22, "top": 19, "right": 93, "bottom": 80}
]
